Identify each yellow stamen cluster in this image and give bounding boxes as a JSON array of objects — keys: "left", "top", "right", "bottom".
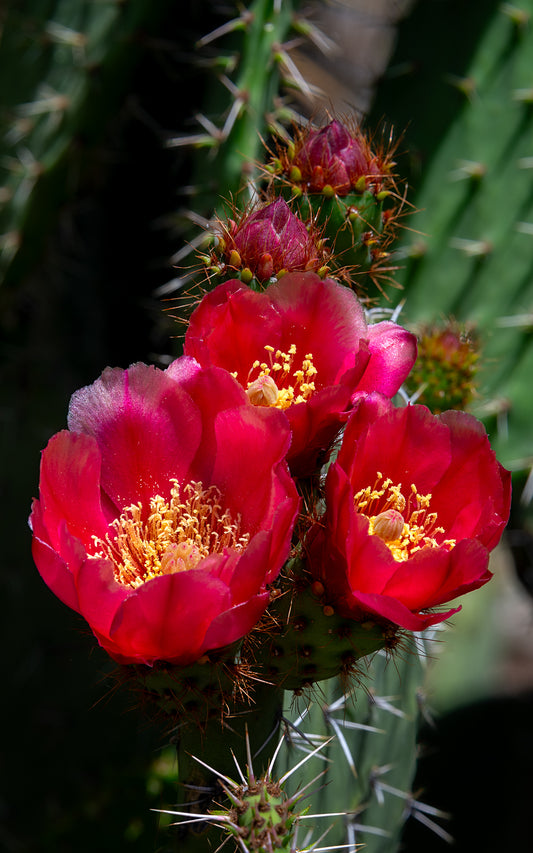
[
  {"left": 245, "top": 344, "right": 317, "bottom": 410},
  {"left": 91, "top": 480, "right": 249, "bottom": 589},
  {"left": 353, "top": 472, "right": 455, "bottom": 561}
]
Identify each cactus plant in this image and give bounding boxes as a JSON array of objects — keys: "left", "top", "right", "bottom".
[
  {"left": 0, "top": 0, "right": 176, "bottom": 290},
  {"left": 275, "top": 641, "right": 430, "bottom": 853},
  {"left": 263, "top": 118, "right": 400, "bottom": 292},
  {"left": 13, "top": 4, "right": 517, "bottom": 853},
  {"left": 369, "top": 0, "right": 533, "bottom": 472}
]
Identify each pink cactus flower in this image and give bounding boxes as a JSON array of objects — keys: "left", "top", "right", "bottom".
[
  {"left": 307, "top": 394, "right": 511, "bottom": 630},
  {"left": 184, "top": 272, "right": 417, "bottom": 476},
  {"left": 30, "top": 359, "right": 299, "bottom": 666}
]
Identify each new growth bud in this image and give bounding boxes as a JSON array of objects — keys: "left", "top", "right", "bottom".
[
  {"left": 209, "top": 197, "right": 326, "bottom": 286},
  {"left": 405, "top": 320, "right": 479, "bottom": 412},
  {"left": 293, "top": 120, "right": 376, "bottom": 195},
  {"left": 271, "top": 119, "right": 394, "bottom": 198}
]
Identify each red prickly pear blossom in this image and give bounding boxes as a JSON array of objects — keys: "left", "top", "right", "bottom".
[
  {"left": 288, "top": 120, "right": 391, "bottom": 196},
  {"left": 184, "top": 272, "right": 417, "bottom": 476},
  {"left": 215, "top": 197, "right": 324, "bottom": 283},
  {"left": 29, "top": 358, "right": 299, "bottom": 666},
  {"left": 306, "top": 394, "right": 511, "bottom": 631}
]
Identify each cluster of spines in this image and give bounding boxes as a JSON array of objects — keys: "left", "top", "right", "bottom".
[
  {"left": 275, "top": 629, "right": 452, "bottom": 853},
  {"left": 404, "top": 319, "right": 479, "bottom": 413},
  {"left": 158, "top": 729, "right": 317, "bottom": 853}
]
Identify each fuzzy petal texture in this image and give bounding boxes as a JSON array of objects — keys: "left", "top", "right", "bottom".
[
  {"left": 307, "top": 394, "right": 511, "bottom": 631},
  {"left": 30, "top": 358, "right": 299, "bottom": 666},
  {"left": 185, "top": 272, "right": 417, "bottom": 475}
]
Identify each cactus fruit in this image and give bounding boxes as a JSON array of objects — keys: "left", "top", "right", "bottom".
[{"left": 259, "top": 563, "right": 399, "bottom": 690}]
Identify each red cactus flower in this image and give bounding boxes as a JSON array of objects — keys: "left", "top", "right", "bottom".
[
  {"left": 291, "top": 120, "right": 385, "bottom": 196},
  {"left": 219, "top": 197, "right": 322, "bottom": 282},
  {"left": 184, "top": 272, "right": 417, "bottom": 476},
  {"left": 307, "top": 394, "right": 511, "bottom": 630},
  {"left": 29, "top": 359, "right": 299, "bottom": 666}
]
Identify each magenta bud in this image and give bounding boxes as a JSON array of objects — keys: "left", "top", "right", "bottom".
[
  {"left": 228, "top": 198, "right": 321, "bottom": 282},
  {"left": 292, "top": 120, "right": 380, "bottom": 196}
]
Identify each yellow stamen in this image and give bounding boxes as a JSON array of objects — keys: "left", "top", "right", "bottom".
[
  {"left": 354, "top": 472, "right": 455, "bottom": 561},
  {"left": 246, "top": 344, "right": 317, "bottom": 410},
  {"left": 91, "top": 480, "right": 249, "bottom": 589}
]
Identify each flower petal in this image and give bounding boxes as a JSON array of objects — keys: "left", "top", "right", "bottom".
[
  {"left": 35, "top": 431, "right": 108, "bottom": 550},
  {"left": 345, "top": 589, "right": 461, "bottom": 631},
  {"left": 30, "top": 521, "right": 80, "bottom": 612},
  {"left": 107, "top": 571, "right": 232, "bottom": 665},
  {"left": 381, "top": 539, "right": 491, "bottom": 610},
  {"left": 338, "top": 396, "right": 452, "bottom": 494},
  {"left": 359, "top": 321, "right": 418, "bottom": 396},
  {"left": 210, "top": 404, "right": 295, "bottom": 533},
  {"left": 432, "top": 409, "right": 511, "bottom": 547},
  {"left": 75, "top": 555, "right": 131, "bottom": 639},
  {"left": 201, "top": 592, "right": 270, "bottom": 653},
  {"left": 68, "top": 363, "right": 202, "bottom": 511}
]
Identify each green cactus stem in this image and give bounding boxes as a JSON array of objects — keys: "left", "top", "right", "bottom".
[
  {"left": 276, "top": 634, "right": 431, "bottom": 853},
  {"left": 0, "top": 0, "right": 174, "bottom": 289},
  {"left": 370, "top": 0, "right": 533, "bottom": 469},
  {"left": 172, "top": 0, "right": 306, "bottom": 227},
  {"left": 259, "top": 559, "right": 399, "bottom": 690}
]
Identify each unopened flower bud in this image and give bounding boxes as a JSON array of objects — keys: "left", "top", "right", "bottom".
[
  {"left": 405, "top": 320, "right": 479, "bottom": 413},
  {"left": 217, "top": 198, "right": 322, "bottom": 283},
  {"left": 291, "top": 120, "right": 377, "bottom": 196}
]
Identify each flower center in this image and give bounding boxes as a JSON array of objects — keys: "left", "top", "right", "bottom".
[
  {"left": 244, "top": 344, "right": 317, "bottom": 410},
  {"left": 91, "top": 480, "right": 249, "bottom": 589},
  {"left": 353, "top": 472, "right": 455, "bottom": 561}
]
